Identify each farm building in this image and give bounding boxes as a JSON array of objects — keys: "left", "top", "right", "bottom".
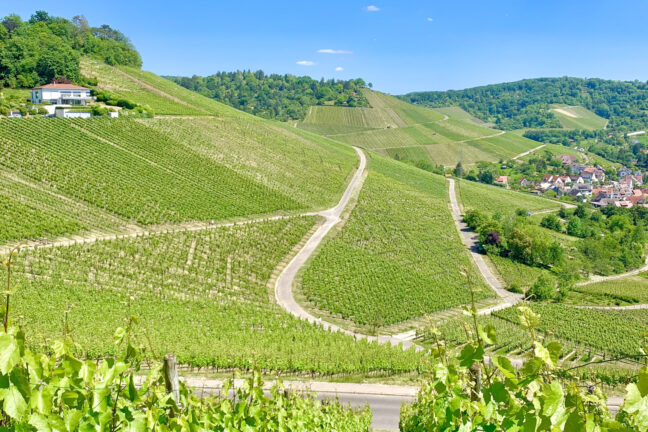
[{"left": 31, "top": 82, "right": 93, "bottom": 106}]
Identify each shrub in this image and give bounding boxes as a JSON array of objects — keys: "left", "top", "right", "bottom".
[{"left": 541, "top": 214, "right": 563, "bottom": 232}]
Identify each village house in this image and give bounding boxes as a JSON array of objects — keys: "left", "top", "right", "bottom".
[
  {"left": 620, "top": 175, "right": 643, "bottom": 187},
  {"left": 567, "top": 183, "right": 592, "bottom": 197},
  {"left": 519, "top": 177, "right": 534, "bottom": 187},
  {"left": 557, "top": 154, "right": 577, "bottom": 165},
  {"left": 495, "top": 175, "right": 509, "bottom": 186}
]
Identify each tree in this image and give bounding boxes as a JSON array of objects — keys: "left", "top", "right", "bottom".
[
  {"left": 527, "top": 274, "right": 557, "bottom": 301},
  {"left": 72, "top": 15, "right": 89, "bottom": 32},
  {"left": 507, "top": 229, "right": 533, "bottom": 265},
  {"left": 540, "top": 214, "right": 562, "bottom": 232},
  {"left": 2, "top": 14, "right": 22, "bottom": 33},
  {"left": 29, "top": 10, "right": 51, "bottom": 23},
  {"left": 453, "top": 161, "right": 463, "bottom": 177},
  {"left": 477, "top": 170, "right": 493, "bottom": 184},
  {"left": 574, "top": 203, "right": 587, "bottom": 218}
]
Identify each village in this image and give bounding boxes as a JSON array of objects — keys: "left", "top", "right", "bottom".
[{"left": 502, "top": 152, "right": 648, "bottom": 208}]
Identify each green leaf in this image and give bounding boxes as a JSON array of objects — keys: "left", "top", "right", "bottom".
[
  {"left": 0, "top": 333, "right": 21, "bottom": 375},
  {"left": 521, "top": 357, "right": 543, "bottom": 376},
  {"left": 64, "top": 409, "right": 84, "bottom": 432},
  {"left": 546, "top": 341, "right": 562, "bottom": 366},
  {"left": 533, "top": 341, "right": 554, "bottom": 368},
  {"left": 478, "top": 324, "right": 497, "bottom": 345},
  {"left": 28, "top": 413, "right": 52, "bottom": 432},
  {"left": 3, "top": 386, "right": 28, "bottom": 420},
  {"left": 638, "top": 367, "right": 648, "bottom": 397},
  {"left": 114, "top": 327, "right": 126, "bottom": 345},
  {"left": 492, "top": 356, "right": 516, "bottom": 379},
  {"left": 541, "top": 381, "right": 563, "bottom": 417}
]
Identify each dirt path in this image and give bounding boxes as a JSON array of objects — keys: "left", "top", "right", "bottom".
[
  {"left": 512, "top": 144, "right": 546, "bottom": 160},
  {"left": 446, "top": 178, "right": 523, "bottom": 311},
  {"left": 576, "top": 256, "right": 648, "bottom": 287},
  {"left": 0, "top": 213, "right": 304, "bottom": 256},
  {"left": 274, "top": 147, "right": 421, "bottom": 350}
]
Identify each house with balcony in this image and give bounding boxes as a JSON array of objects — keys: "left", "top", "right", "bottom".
[{"left": 31, "top": 82, "right": 93, "bottom": 107}]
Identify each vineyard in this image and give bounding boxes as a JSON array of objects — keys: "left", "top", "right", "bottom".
[
  {"left": 573, "top": 273, "right": 648, "bottom": 304},
  {"left": 7, "top": 216, "right": 427, "bottom": 374},
  {"left": 432, "top": 105, "right": 493, "bottom": 126},
  {"left": 456, "top": 178, "right": 562, "bottom": 215},
  {"left": 144, "top": 116, "right": 358, "bottom": 210},
  {"left": 81, "top": 58, "right": 242, "bottom": 116},
  {"left": 494, "top": 303, "right": 648, "bottom": 357},
  {"left": 300, "top": 154, "right": 491, "bottom": 327},
  {"left": 0, "top": 117, "right": 348, "bottom": 225}
]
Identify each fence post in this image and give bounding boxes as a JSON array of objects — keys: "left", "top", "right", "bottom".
[
  {"left": 470, "top": 363, "right": 482, "bottom": 401},
  {"left": 164, "top": 353, "right": 180, "bottom": 410}
]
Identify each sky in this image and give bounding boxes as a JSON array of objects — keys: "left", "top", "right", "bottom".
[{"left": 4, "top": 1, "right": 648, "bottom": 94}]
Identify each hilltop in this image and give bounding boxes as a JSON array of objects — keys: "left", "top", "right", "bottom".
[
  {"left": 400, "top": 77, "right": 648, "bottom": 132},
  {"left": 296, "top": 88, "right": 541, "bottom": 167}
]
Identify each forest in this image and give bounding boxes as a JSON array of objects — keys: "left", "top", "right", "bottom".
[
  {"left": 167, "top": 71, "right": 369, "bottom": 121},
  {"left": 0, "top": 11, "right": 141, "bottom": 88},
  {"left": 400, "top": 77, "right": 648, "bottom": 132}
]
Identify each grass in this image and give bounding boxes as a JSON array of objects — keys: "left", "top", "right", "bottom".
[
  {"left": 456, "top": 179, "right": 562, "bottom": 216},
  {"left": 488, "top": 254, "right": 548, "bottom": 290},
  {"left": 300, "top": 154, "right": 492, "bottom": 327},
  {"left": 550, "top": 105, "right": 608, "bottom": 130},
  {"left": 7, "top": 216, "right": 427, "bottom": 374}
]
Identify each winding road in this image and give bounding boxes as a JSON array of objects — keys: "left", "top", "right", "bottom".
[{"left": 274, "top": 146, "right": 421, "bottom": 350}]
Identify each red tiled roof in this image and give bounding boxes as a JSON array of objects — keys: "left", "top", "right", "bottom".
[{"left": 33, "top": 83, "right": 89, "bottom": 90}]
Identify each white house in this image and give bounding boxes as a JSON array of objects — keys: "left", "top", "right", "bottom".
[{"left": 31, "top": 83, "right": 93, "bottom": 106}]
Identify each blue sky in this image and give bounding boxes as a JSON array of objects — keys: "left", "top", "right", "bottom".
[{"left": 5, "top": 1, "right": 648, "bottom": 94}]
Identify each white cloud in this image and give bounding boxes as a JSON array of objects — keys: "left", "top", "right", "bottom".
[
  {"left": 335, "top": 67, "right": 344, "bottom": 72},
  {"left": 296, "top": 60, "right": 315, "bottom": 66},
  {"left": 318, "top": 49, "right": 353, "bottom": 55},
  {"left": 366, "top": 5, "right": 380, "bottom": 11},
  {"left": 427, "top": 17, "right": 434, "bottom": 22}
]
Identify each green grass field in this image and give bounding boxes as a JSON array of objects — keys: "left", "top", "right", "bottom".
[
  {"left": 456, "top": 179, "right": 562, "bottom": 215},
  {"left": 8, "top": 216, "right": 426, "bottom": 374},
  {"left": 300, "top": 154, "right": 491, "bottom": 327},
  {"left": 550, "top": 105, "right": 608, "bottom": 130}
]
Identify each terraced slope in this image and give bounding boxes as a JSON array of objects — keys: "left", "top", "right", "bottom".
[
  {"left": 300, "top": 154, "right": 492, "bottom": 328},
  {"left": 298, "top": 89, "right": 538, "bottom": 166}
]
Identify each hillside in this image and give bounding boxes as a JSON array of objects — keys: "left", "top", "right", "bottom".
[
  {"left": 166, "top": 71, "right": 369, "bottom": 120},
  {"left": 401, "top": 77, "right": 648, "bottom": 132},
  {"left": 297, "top": 89, "right": 540, "bottom": 167}
]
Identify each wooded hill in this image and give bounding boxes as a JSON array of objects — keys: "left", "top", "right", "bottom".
[
  {"left": 400, "top": 77, "right": 648, "bottom": 132},
  {"left": 0, "top": 10, "right": 141, "bottom": 88},
  {"left": 167, "top": 71, "right": 369, "bottom": 121}
]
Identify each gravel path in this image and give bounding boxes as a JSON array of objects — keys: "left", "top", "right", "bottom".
[{"left": 446, "top": 178, "right": 523, "bottom": 311}]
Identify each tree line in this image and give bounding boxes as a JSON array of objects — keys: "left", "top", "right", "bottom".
[
  {"left": 167, "top": 71, "right": 369, "bottom": 121},
  {"left": 400, "top": 77, "right": 648, "bottom": 132},
  {"left": 0, "top": 10, "right": 141, "bottom": 88}
]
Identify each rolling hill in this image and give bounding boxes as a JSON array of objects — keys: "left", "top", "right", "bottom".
[{"left": 297, "top": 89, "right": 541, "bottom": 167}]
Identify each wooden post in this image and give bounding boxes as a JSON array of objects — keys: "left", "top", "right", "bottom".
[
  {"left": 163, "top": 354, "right": 180, "bottom": 409},
  {"left": 470, "top": 363, "right": 482, "bottom": 401}
]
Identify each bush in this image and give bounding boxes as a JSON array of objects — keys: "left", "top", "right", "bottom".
[
  {"left": 540, "top": 214, "right": 562, "bottom": 232},
  {"left": 464, "top": 209, "right": 488, "bottom": 230},
  {"left": 527, "top": 273, "right": 558, "bottom": 301}
]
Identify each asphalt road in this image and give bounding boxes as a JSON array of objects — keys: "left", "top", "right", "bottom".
[{"left": 316, "top": 392, "right": 413, "bottom": 431}]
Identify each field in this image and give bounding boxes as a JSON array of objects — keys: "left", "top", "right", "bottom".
[
  {"left": 8, "top": 216, "right": 427, "bottom": 374},
  {"left": 300, "top": 154, "right": 491, "bottom": 327},
  {"left": 550, "top": 105, "right": 608, "bottom": 130},
  {"left": 456, "top": 179, "right": 562, "bottom": 215},
  {"left": 81, "top": 58, "right": 243, "bottom": 116}
]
